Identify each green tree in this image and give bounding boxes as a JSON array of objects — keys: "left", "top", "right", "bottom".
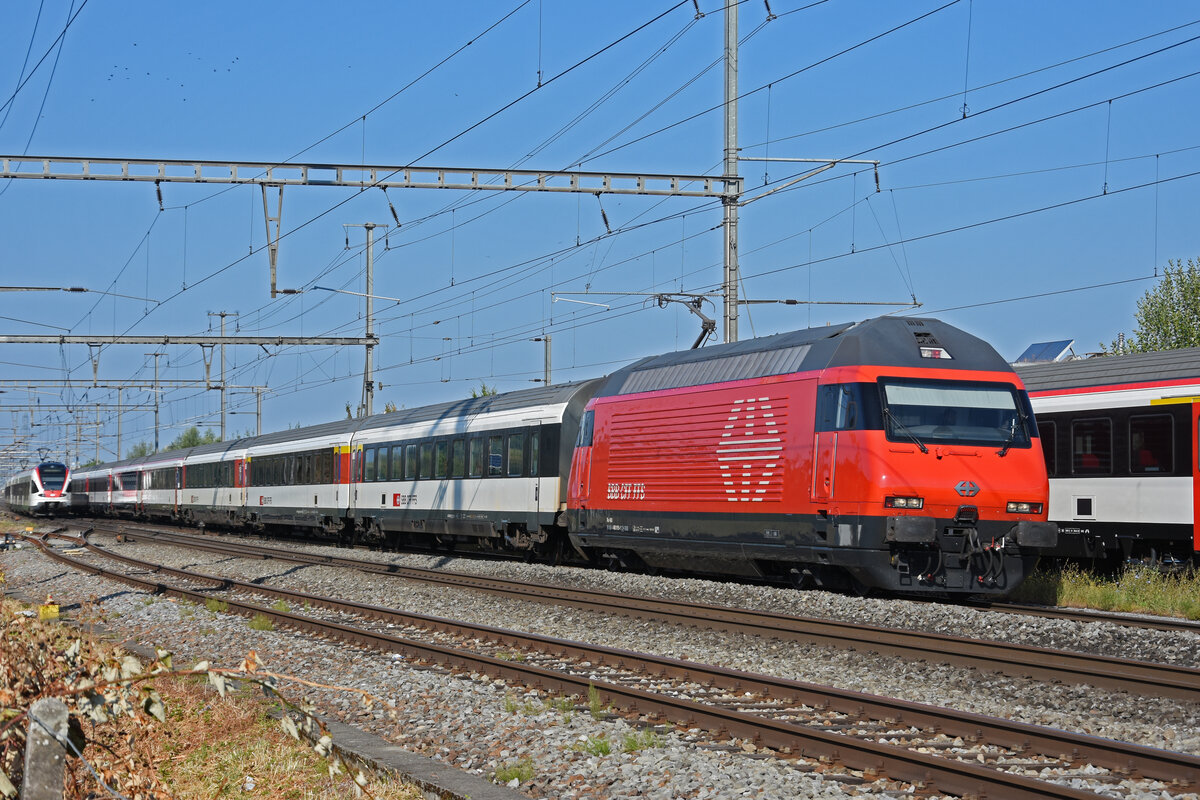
[
  {"left": 165, "top": 426, "right": 219, "bottom": 450},
  {"left": 125, "top": 441, "right": 153, "bottom": 459},
  {"left": 1107, "top": 258, "right": 1200, "bottom": 354},
  {"left": 470, "top": 381, "right": 498, "bottom": 398}
]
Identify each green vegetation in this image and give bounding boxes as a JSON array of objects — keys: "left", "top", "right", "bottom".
[
  {"left": 1013, "top": 564, "right": 1200, "bottom": 620},
  {"left": 587, "top": 684, "right": 610, "bottom": 719},
  {"left": 492, "top": 757, "right": 534, "bottom": 785},
  {"left": 248, "top": 613, "right": 274, "bottom": 631},
  {"left": 271, "top": 599, "right": 290, "bottom": 613},
  {"left": 166, "top": 426, "right": 220, "bottom": 450},
  {"left": 622, "top": 728, "right": 665, "bottom": 753},
  {"left": 571, "top": 734, "right": 611, "bottom": 756},
  {"left": 1106, "top": 257, "right": 1200, "bottom": 353},
  {"left": 204, "top": 598, "right": 229, "bottom": 614}
]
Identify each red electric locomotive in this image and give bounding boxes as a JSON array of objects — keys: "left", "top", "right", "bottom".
[{"left": 567, "top": 317, "right": 1057, "bottom": 595}]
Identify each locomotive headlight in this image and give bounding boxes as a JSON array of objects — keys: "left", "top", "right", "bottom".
[
  {"left": 885, "top": 495, "right": 924, "bottom": 509},
  {"left": 1006, "top": 501, "right": 1043, "bottom": 514}
]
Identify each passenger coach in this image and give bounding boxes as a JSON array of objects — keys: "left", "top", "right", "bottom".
[{"left": 1017, "top": 347, "right": 1200, "bottom": 566}]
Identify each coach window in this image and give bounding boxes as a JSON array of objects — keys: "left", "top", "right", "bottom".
[
  {"left": 508, "top": 434, "right": 524, "bottom": 477},
  {"left": 1130, "top": 415, "right": 1173, "bottom": 473},
  {"left": 451, "top": 440, "right": 466, "bottom": 478},
  {"left": 488, "top": 436, "right": 504, "bottom": 477},
  {"left": 1036, "top": 421, "right": 1057, "bottom": 476},
  {"left": 375, "top": 448, "right": 388, "bottom": 482},
  {"left": 435, "top": 441, "right": 449, "bottom": 478},
  {"left": 469, "top": 438, "right": 484, "bottom": 478},
  {"left": 529, "top": 432, "right": 540, "bottom": 477},
  {"left": 387, "top": 447, "right": 400, "bottom": 482},
  {"left": 420, "top": 443, "right": 434, "bottom": 480},
  {"left": 364, "top": 448, "right": 376, "bottom": 482},
  {"left": 404, "top": 444, "right": 418, "bottom": 481},
  {"left": 1072, "top": 418, "right": 1112, "bottom": 474}
]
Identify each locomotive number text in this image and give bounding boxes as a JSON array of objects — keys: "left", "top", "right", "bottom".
[{"left": 606, "top": 482, "right": 646, "bottom": 501}]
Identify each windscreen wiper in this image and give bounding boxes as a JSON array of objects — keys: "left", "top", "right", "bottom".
[
  {"left": 997, "top": 416, "right": 1022, "bottom": 457},
  {"left": 884, "top": 408, "right": 928, "bottom": 454}
]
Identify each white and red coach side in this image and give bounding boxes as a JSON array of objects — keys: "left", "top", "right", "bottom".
[{"left": 1017, "top": 348, "right": 1200, "bottom": 566}]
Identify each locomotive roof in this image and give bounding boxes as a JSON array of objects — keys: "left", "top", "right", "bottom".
[
  {"left": 595, "top": 316, "right": 1011, "bottom": 397},
  {"left": 1015, "top": 346, "right": 1200, "bottom": 392}
]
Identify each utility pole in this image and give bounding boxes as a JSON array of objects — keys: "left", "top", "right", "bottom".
[
  {"left": 344, "top": 223, "right": 387, "bottom": 417},
  {"left": 208, "top": 312, "right": 239, "bottom": 440},
  {"left": 116, "top": 389, "right": 122, "bottom": 461},
  {"left": 532, "top": 336, "right": 552, "bottom": 386},
  {"left": 723, "top": 0, "right": 741, "bottom": 343},
  {"left": 94, "top": 404, "right": 99, "bottom": 464},
  {"left": 148, "top": 351, "right": 162, "bottom": 452}
]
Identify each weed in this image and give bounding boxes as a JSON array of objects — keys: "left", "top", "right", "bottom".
[
  {"left": 248, "top": 613, "right": 274, "bottom": 631},
  {"left": 271, "top": 599, "right": 290, "bottom": 613},
  {"left": 622, "top": 728, "right": 664, "bottom": 752},
  {"left": 587, "top": 684, "right": 609, "bottom": 719},
  {"left": 502, "top": 695, "right": 519, "bottom": 714},
  {"left": 142, "top": 597, "right": 155, "bottom": 607},
  {"left": 204, "top": 598, "right": 229, "bottom": 614},
  {"left": 572, "top": 735, "right": 611, "bottom": 756},
  {"left": 492, "top": 757, "right": 534, "bottom": 785},
  {"left": 496, "top": 650, "right": 526, "bottom": 662},
  {"left": 1013, "top": 563, "right": 1200, "bottom": 620},
  {"left": 551, "top": 695, "right": 577, "bottom": 713}
]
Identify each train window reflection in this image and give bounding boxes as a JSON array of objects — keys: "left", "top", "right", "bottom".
[
  {"left": 1130, "top": 415, "right": 1172, "bottom": 474},
  {"left": 1037, "top": 421, "right": 1057, "bottom": 476},
  {"left": 1072, "top": 418, "right": 1112, "bottom": 474},
  {"left": 881, "top": 379, "right": 1030, "bottom": 448}
]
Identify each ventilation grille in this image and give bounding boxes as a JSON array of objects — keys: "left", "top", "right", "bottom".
[{"left": 618, "top": 345, "right": 811, "bottom": 395}]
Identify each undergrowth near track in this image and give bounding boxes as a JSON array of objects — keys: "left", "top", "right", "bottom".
[
  {"left": 1014, "top": 564, "right": 1200, "bottom": 620},
  {"left": 0, "top": 571, "right": 422, "bottom": 799}
]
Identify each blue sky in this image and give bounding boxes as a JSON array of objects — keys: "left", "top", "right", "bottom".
[{"left": 2, "top": 0, "right": 1199, "bottom": 467}]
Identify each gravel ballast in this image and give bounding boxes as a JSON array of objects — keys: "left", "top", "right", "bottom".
[{"left": 4, "top": 531, "right": 1199, "bottom": 799}]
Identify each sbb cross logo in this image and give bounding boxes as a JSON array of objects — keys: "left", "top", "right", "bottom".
[{"left": 954, "top": 480, "right": 980, "bottom": 497}]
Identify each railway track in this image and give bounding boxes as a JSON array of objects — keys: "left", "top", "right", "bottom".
[
  {"left": 82, "top": 519, "right": 1200, "bottom": 704},
  {"left": 19, "top": 528, "right": 1200, "bottom": 800}
]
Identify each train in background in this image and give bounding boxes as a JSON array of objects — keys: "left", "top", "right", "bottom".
[
  {"left": 2, "top": 461, "right": 70, "bottom": 516},
  {"left": 24, "top": 317, "right": 1058, "bottom": 596},
  {"left": 1016, "top": 346, "right": 1200, "bottom": 568}
]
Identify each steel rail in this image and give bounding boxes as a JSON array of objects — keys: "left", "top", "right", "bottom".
[
  {"left": 20, "top": 530, "right": 1166, "bottom": 800},
  {"left": 975, "top": 600, "right": 1200, "bottom": 636},
  {"left": 94, "top": 522, "right": 1200, "bottom": 704}
]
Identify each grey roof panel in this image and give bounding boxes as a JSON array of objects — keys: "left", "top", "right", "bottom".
[
  {"left": 597, "top": 317, "right": 1013, "bottom": 398},
  {"left": 1015, "top": 347, "right": 1200, "bottom": 392}
]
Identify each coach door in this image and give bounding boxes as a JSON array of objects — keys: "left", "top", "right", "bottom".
[
  {"left": 812, "top": 431, "right": 836, "bottom": 504},
  {"left": 174, "top": 466, "right": 181, "bottom": 516},
  {"left": 1193, "top": 402, "right": 1200, "bottom": 555}
]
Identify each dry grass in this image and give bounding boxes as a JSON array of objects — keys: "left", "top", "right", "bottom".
[
  {"left": 100, "top": 676, "right": 425, "bottom": 800},
  {"left": 1014, "top": 563, "right": 1200, "bottom": 620},
  {"left": 0, "top": 586, "right": 423, "bottom": 800}
]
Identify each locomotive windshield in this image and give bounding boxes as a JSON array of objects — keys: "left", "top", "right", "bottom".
[
  {"left": 37, "top": 463, "right": 67, "bottom": 491},
  {"left": 879, "top": 379, "right": 1034, "bottom": 449}
]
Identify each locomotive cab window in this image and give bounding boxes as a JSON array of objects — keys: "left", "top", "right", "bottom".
[
  {"left": 577, "top": 410, "right": 594, "bottom": 447},
  {"left": 1130, "top": 415, "right": 1172, "bottom": 474},
  {"left": 1072, "top": 418, "right": 1112, "bottom": 474},
  {"left": 879, "top": 379, "right": 1032, "bottom": 448}
]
